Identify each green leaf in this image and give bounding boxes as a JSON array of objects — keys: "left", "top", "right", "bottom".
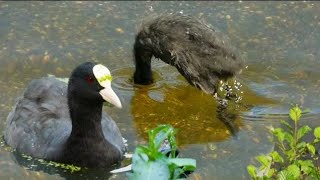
[
  {"left": 273, "top": 128, "right": 285, "bottom": 142},
  {"left": 135, "top": 146, "right": 150, "bottom": 156},
  {"left": 298, "top": 160, "right": 314, "bottom": 167},
  {"left": 136, "top": 151, "right": 150, "bottom": 162},
  {"left": 167, "top": 129, "right": 178, "bottom": 158},
  {"left": 256, "top": 155, "right": 271, "bottom": 169},
  {"left": 296, "top": 142, "right": 307, "bottom": 150},
  {"left": 314, "top": 127, "right": 320, "bottom": 139},
  {"left": 277, "top": 170, "right": 292, "bottom": 180},
  {"left": 128, "top": 125, "right": 196, "bottom": 180},
  {"left": 167, "top": 158, "right": 196, "bottom": 179},
  {"left": 152, "top": 125, "right": 175, "bottom": 152},
  {"left": 297, "top": 125, "right": 311, "bottom": 140},
  {"left": 270, "top": 151, "right": 284, "bottom": 163},
  {"left": 281, "top": 120, "right": 293, "bottom": 133},
  {"left": 128, "top": 158, "right": 170, "bottom": 180},
  {"left": 306, "top": 143, "right": 316, "bottom": 155},
  {"left": 247, "top": 165, "right": 257, "bottom": 178},
  {"left": 167, "top": 158, "right": 196, "bottom": 169},
  {"left": 298, "top": 160, "right": 314, "bottom": 174},
  {"left": 145, "top": 124, "right": 177, "bottom": 159},
  {"left": 283, "top": 132, "right": 294, "bottom": 146},
  {"left": 287, "top": 164, "right": 300, "bottom": 179},
  {"left": 171, "top": 167, "right": 184, "bottom": 180},
  {"left": 300, "top": 165, "right": 313, "bottom": 175},
  {"left": 286, "top": 149, "right": 296, "bottom": 161},
  {"left": 267, "top": 168, "right": 275, "bottom": 178},
  {"left": 129, "top": 150, "right": 171, "bottom": 180},
  {"left": 289, "top": 105, "right": 302, "bottom": 122}
]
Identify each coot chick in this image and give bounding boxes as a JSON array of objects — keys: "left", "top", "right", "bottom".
[
  {"left": 134, "top": 14, "right": 244, "bottom": 95},
  {"left": 4, "top": 62, "right": 126, "bottom": 168}
]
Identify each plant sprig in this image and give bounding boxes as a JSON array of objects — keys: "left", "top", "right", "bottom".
[
  {"left": 127, "top": 125, "right": 196, "bottom": 180},
  {"left": 247, "top": 105, "right": 320, "bottom": 179}
]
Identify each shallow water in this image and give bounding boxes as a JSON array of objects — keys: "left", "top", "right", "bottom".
[{"left": 0, "top": 1, "right": 319, "bottom": 180}]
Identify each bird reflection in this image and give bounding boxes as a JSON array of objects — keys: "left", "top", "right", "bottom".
[{"left": 131, "top": 83, "right": 244, "bottom": 145}]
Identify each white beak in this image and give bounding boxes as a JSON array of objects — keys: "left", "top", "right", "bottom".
[
  {"left": 99, "top": 87, "right": 122, "bottom": 108},
  {"left": 93, "top": 64, "right": 122, "bottom": 108}
]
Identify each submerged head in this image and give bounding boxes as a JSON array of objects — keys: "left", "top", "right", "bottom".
[
  {"left": 133, "top": 14, "right": 244, "bottom": 95},
  {"left": 68, "top": 62, "right": 122, "bottom": 108}
]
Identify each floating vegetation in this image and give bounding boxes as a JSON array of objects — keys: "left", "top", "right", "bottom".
[
  {"left": 20, "top": 153, "right": 81, "bottom": 173},
  {"left": 47, "top": 74, "right": 69, "bottom": 83},
  {"left": 0, "top": 138, "right": 13, "bottom": 152}
]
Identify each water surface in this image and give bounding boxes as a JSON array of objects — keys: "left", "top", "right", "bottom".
[{"left": 0, "top": 1, "right": 320, "bottom": 180}]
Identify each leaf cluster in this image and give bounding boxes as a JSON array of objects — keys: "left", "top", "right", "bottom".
[
  {"left": 127, "top": 125, "right": 196, "bottom": 180},
  {"left": 247, "top": 105, "right": 320, "bottom": 179}
]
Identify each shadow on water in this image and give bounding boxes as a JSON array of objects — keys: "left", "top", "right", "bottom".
[{"left": 114, "top": 66, "right": 277, "bottom": 145}]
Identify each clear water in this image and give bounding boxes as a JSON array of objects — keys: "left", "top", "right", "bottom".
[{"left": 0, "top": 1, "right": 319, "bottom": 180}]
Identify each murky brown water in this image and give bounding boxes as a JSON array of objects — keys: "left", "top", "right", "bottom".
[{"left": 0, "top": 1, "right": 320, "bottom": 180}]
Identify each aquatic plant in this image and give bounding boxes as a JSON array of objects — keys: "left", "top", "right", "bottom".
[
  {"left": 20, "top": 153, "right": 81, "bottom": 173},
  {"left": 247, "top": 105, "right": 320, "bottom": 179},
  {"left": 127, "top": 124, "right": 196, "bottom": 180}
]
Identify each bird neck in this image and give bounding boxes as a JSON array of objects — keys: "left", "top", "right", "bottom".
[
  {"left": 68, "top": 100, "right": 105, "bottom": 139},
  {"left": 133, "top": 42, "right": 154, "bottom": 85},
  {"left": 60, "top": 99, "right": 122, "bottom": 167}
]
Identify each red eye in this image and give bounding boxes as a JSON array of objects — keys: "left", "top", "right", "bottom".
[{"left": 85, "top": 76, "right": 94, "bottom": 84}]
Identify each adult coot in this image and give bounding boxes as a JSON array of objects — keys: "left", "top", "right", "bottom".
[
  {"left": 134, "top": 14, "right": 244, "bottom": 95},
  {"left": 4, "top": 62, "right": 126, "bottom": 168}
]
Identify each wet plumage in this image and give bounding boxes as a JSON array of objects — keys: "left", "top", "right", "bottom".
[
  {"left": 134, "top": 14, "right": 244, "bottom": 95},
  {"left": 4, "top": 62, "right": 126, "bottom": 168}
]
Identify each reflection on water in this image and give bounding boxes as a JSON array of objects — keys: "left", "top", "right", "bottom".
[
  {"left": 1, "top": 1, "right": 320, "bottom": 180},
  {"left": 131, "top": 84, "right": 242, "bottom": 144},
  {"left": 115, "top": 64, "right": 276, "bottom": 144},
  {"left": 129, "top": 75, "right": 277, "bottom": 144}
]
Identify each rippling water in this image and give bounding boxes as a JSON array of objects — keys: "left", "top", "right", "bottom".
[{"left": 0, "top": 1, "right": 319, "bottom": 180}]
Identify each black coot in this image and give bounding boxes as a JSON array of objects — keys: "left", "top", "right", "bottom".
[
  {"left": 4, "top": 62, "right": 126, "bottom": 168},
  {"left": 134, "top": 14, "right": 244, "bottom": 95}
]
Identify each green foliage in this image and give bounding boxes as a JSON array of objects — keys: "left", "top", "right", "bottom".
[
  {"left": 289, "top": 106, "right": 302, "bottom": 122},
  {"left": 247, "top": 105, "right": 320, "bottom": 179},
  {"left": 127, "top": 125, "right": 196, "bottom": 180}
]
